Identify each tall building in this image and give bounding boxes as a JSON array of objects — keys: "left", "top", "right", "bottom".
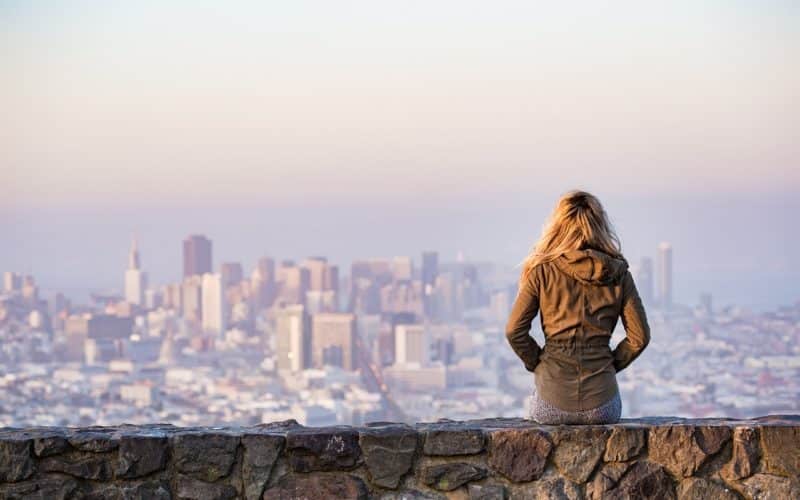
[
  {"left": 201, "top": 273, "right": 226, "bottom": 335},
  {"left": 324, "top": 265, "right": 339, "bottom": 292},
  {"left": 181, "top": 276, "right": 203, "bottom": 322},
  {"left": 3, "top": 271, "right": 21, "bottom": 293},
  {"left": 183, "top": 234, "right": 212, "bottom": 278},
  {"left": 635, "top": 257, "right": 654, "bottom": 305},
  {"left": 64, "top": 314, "right": 133, "bottom": 363},
  {"left": 256, "top": 257, "right": 276, "bottom": 284},
  {"left": 303, "top": 257, "right": 328, "bottom": 291},
  {"left": 422, "top": 251, "right": 439, "bottom": 316},
  {"left": 421, "top": 252, "right": 439, "bottom": 287},
  {"left": 124, "top": 237, "right": 148, "bottom": 306},
  {"left": 311, "top": 313, "right": 357, "bottom": 371},
  {"left": 657, "top": 242, "right": 673, "bottom": 309},
  {"left": 275, "top": 305, "right": 310, "bottom": 372},
  {"left": 220, "top": 262, "right": 243, "bottom": 287},
  {"left": 252, "top": 257, "right": 277, "bottom": 310},
  {"left": 302, "top": 257, "right": 339, "bottom": 310},
  {"left": 392, "top": 256, "right": 414, "bottom": 281},
  {"left": 276, "top": 265, "right": 310, "bottom": 306},
  {"left": 394, "top": 323, "right": 429, "bottom": 367}
]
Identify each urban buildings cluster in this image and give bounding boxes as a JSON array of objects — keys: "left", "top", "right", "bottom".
[{"left": 0, "top": 237, "right": 797, "bottom": 427}]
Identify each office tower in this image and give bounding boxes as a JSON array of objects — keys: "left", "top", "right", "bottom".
[
  {"left": 311, "top": 313, "right": 357, "bottom": 371},
  {"left": 183, "top": 234, "right": 212, "bottom": 278},
  {"left": 324, "top": 265, "right": 339, "bottom": 292},
  {"left": 392, "top": 256, "right": 414, "bottom": 281},
  {"left": 64, "top": 314, "right": 133, "bottom": 362},
  {"left": 394, "top": 324, "right": 429, "bottom": 367},
  {"left": 349, "top": 259, "right": 393, "bottom": 314},
  {"left": 275, "top": 305, "right": 310, "bottom": 372},
  {"left": 303, "top": 257, "right": 328, "bottom": 291},
  {"left": 124, "top": 238, "right": 148, "bottom": 306},
  {"left": 276, "top": 260, "right": 295, "bottom": 283},
  {"left": 421, "top": 251, "right": 439, "bottom": 288},
  {"left": 636, "top": 257, "right": 654, "bottom": 305},
  {"left": 275, "top": 266, "right": 310, "bottom": 305},
  {"left": 21, "top": 275, "right": 38, "bottom": 302},
  {"left": 256, "top": 257, "right": 276, "bottom": 284},
  {"left": 252, "top": 257, "right": 277, "bottom": 310},
  {"left": 220, "top": 262, "right": 243, "bottom": 287},
  {"left": 3, "top": 271, "right": 21, "bottom": 292},
  {"left": 162, "top": 283, "right": 183, "bottom": 311},
  {"left": 144, "top": 288, "right": 161, "bottom": 310},
  {"left": 181, "top": 276, "right": 203, "bottom": 322},
  {"left": 657, "top": 242, "right": 673, "bottom": 309},
  {"left": 201, "top": 273, "right": 226, "bottom": 335},
  {"left": 422, "top": 251, "right": 439, "bottom": 317}
]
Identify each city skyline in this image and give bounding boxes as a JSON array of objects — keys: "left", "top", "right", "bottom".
[
  {"left": 2, "top": 227, "right": 797, "bottom": 428},
  {"left": 3, "top": 1, "right": 797, "bottom": 312}
]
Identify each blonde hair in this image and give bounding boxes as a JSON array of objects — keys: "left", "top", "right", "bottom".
[{"left": 519, "top": 189, "right": 623, "bottom": 285}]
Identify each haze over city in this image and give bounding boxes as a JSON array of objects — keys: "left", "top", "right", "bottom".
[
  {"left": 3, "top": 1, "right": 798, "bottom": 311},
  {"left": 1, "top": 1, "right": 799, "bottom": 431}
]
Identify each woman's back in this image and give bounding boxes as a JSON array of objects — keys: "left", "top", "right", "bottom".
[
  {"left": 504, "top": 190, "right": 651, "bottom": 423},
  {"left": 506, "top": 248, "right": 650, "bottom": 413}
]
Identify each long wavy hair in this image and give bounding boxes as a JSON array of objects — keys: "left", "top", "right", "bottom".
[{"left": 519, "top": 189, "right": 624, "bottom": 285}]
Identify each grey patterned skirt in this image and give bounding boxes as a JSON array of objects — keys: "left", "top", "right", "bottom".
[{"left": 528, "top": 386, "right": 622, "bottom": 425}]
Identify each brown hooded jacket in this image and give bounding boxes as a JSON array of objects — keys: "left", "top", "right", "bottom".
[{"left": 505, "top": 248, "right": 651, "bottom": 412}]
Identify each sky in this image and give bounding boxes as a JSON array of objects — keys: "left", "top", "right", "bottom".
[{"left": 1, "top": 1, "right": 799, "bottom": 310}]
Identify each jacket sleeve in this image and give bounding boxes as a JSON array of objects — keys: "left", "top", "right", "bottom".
[
  {"left": 613, "top": 270, "right": 651, "bottom": 372},
  {"left": 505, "top": 267, "right": 542, "bottom": 372}
]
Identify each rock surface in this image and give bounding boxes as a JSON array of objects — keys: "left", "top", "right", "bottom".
[
  {"left": 487, "top": 428, "right": 553, "bottom": 482},
  {"left": 0, "top": 416, "right": 797, "bottom": 499}
]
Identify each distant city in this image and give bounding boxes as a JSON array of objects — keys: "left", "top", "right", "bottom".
[{"left": 1, "top": 235, "right": 798, "bottom": 427}]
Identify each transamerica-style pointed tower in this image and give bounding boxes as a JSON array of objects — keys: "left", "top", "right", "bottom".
[
  {"left": 128, "top": 236, "right": 140, "bottom": 270},
  {"left": 124, "top": 235, "right": 148, "bottom": 306}
]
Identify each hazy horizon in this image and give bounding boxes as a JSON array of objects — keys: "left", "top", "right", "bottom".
[{"left": 2, "top": 1, "right": 798, "bottom": 311}]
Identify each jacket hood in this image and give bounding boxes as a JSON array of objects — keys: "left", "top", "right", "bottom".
[{"left": 553, "top": 248, "right": 629, "bottom": 285}]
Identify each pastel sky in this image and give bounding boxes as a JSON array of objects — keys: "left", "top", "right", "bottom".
[
  {"left": 1, "top": 1, "right": 798, "bottom": 310},
  {"left": 3, "top": 0, "right": 798, "bottom": 204}
]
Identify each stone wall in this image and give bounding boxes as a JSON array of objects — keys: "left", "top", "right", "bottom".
[{"left": 0, "top": 416, "right": 798, "bottom": 499}]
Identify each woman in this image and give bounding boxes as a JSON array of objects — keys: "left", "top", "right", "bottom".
[{"left": 505, "top": 190, "right": 650, "bottom": 424}]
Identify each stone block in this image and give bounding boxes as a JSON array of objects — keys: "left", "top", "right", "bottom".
[
  {"left": 487, "top": 428, "right": 552, "bottom": 483},
  {"left": 360, "top": 424, "right": 419, "bottom": 488},
  {"left": 286, "top": 426, "right": 361, "bottom": 472},
  {"left": 170, "top": 431, "right": 240, "bottom": 482}
]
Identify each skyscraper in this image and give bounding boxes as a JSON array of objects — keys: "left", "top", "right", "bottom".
[
  {"left": 256, "top": 257, "right": 276, "bottom": 284},
  {"left": 421, "top": 251, "right": 438, "bottom": 287},
  {"left": 275, "top": 305, "right": 310, "bottom": 372},
  {"left": 183, "top": 235, "right": 212, "bottom": 278},
  {"left": 394, "top": 323, "right": 429, "bottom": 367},
  {"left": 303, "top": 257, "right": 328, "bottom": 291},
  {"left": 124, "top": 237, "right": 147, "bottom": 306},
  {"left": 657, "top": 242, "right": 673, "bottom": 309},
  {"left": 392, "top": 256, "right": 414, "bottom": 281},
  {"left": 181, "top": 275, "right": 203, "bottom": 322},
  {"left": 3, "top": 271, "right": 21, "bottom": 293},
  {"left": 311, "top": 313, "right": 357, "bottom": 371},
  {"left": 421, "top": 251, "right": 439, "bottom": 317},
  {"left": 220, "top": 262, "right": 243, "bottom": 287},
  {"left": 201, "top": 273, "right": 226, "bottom": 335}
]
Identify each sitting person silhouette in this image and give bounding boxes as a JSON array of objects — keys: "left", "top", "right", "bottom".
[{"left": 506, "top": 190, "right": 650, "bottom": 424}]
